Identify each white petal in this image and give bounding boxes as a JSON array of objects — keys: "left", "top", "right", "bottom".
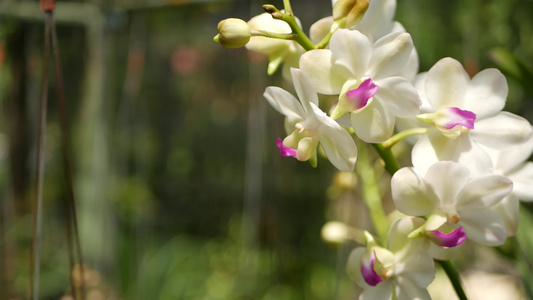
[
  {"left": 329, "top": 29, "right": 372, "bottom": 79},
  {"left": 368, "top": 32, "right": 414, "bottom": 80},
  {"left": 290, "top": 68, "right": 319, "bottom": 109},
  {"left": 280, "top": 47, "right": 304, "bottom": 82},
  {"left": 360, "top": 281, "right": 394, "bottom": 300},
  {"left": 316, "top": 114, "right": 358, "bottom": 172},
  {"left": 391, "top": 168, "right": 437, "bottom": 216},
  {"left": 388, "top": 218, "right": 428, "bottom": 254},
  {"left": 346, "top": 247, "right": 366, "bottom": 287},
  {"left": 394, "top": 277, "right": 432, "bottom": 300},
  {"left": 309, "top": 16, "right": 333, "bottom": 44},
  {"left": 397, "top": 46, "right": 419, "bottom": 82},
  {"left": 472, "top": 112, "right": 532, "bottom": 150},
  {"left": 492, "top": 194, "right": 520, "bottom": 237},
  {"left": 459, "top": 209, "right": 506, "bottom": 246},
  {"left": 412, "top": 132, "right": 493, "bottom": 176},
  {"left": 508, "top": 162, "right": 533, "bottom": 201},
  {"left": 425, "top": 57, "right": 469, "bottom": 110},
  {"left": 395, "top": 247, "right": 435, "bottom": 287},
  {"left": 424, "top": 161, "right": 470, "bottom": 208},
  {"left": 263, "top": 86, "right": 305, "bottom": 119},
  {"left": 355, "top": 0, "right": 396, "bottom": 41},
  {"left": 463, "top": 68, "right": 507, "bottom": 119},
  {"left": 374, "top": 76, "right": 421, "bottom": 118},
  {"left": 395, "top": 250, "right": 435, "bottom": 288},
  {"left": 351, "top": 99, "right": 395, "bottom": 143},
  {"left": 456, "top": 174, "right": 513, "bottom": 210},
  {"left": 483, "top": 129, "right": 533, "bottom": 174},
  {"left": 299, "top": 49, "right": 348, "bottom": 94}
]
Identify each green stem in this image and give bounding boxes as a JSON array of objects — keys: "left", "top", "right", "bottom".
[
  {"left": 283, "top": 0, "right": 293, "bottom": 15},
  {"left": 438, "top": 260, "right": 468, "bottom": 300},
  {"left": 381, "top": 127, "right": 432, "bottom": 149},
  {"left": 251, "top": 29, "right": 296, "bottom": 40},
  {"left": 371, "top": 143, "right": 401, "bottom": 176},
  {"left": 315, "top": 20, "right": 342, "bottom": 49},
  {"left": 356, "top": 141, "right": 389, "bottom": 243},
  {"left": 281, "top": 14, "right": 315, "bottom": 51}
]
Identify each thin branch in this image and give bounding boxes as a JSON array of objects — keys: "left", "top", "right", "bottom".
[
  {"left": 50, "top": 12, "right": 85, "bottom": 300},
  {"left": 29, "top": 11, "right": 52, "bottom": 300}
]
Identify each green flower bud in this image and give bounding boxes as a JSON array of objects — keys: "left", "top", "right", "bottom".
[
  {"left": 332, "top": 0, "right": 369, "bottom": 28},
  {"left": 213, "top": 18, "right": 251, "bottom": 49}
]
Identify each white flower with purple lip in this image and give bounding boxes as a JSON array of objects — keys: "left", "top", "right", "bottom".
[
  {"left": 392, "top": 161, "right": 512, "bottom": 246},
  {"left": 410, "top": 57, "right": 532, "bottom": 175},
  {"left": 299, "top": 28, "right": 421, "bottom": 143},
  {"left": 264, "top": 68, "right": 358, "bottom": 172},
  {"left": 346, "top": 218, "right": 435, "bottom": 300}
]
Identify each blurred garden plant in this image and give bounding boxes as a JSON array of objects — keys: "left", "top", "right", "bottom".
[{"left": 214, "top": 0, "right": 533, "bottom": 299}]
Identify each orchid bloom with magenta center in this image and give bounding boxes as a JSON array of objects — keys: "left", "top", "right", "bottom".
[
  {"left": 299, "top": 29, "right": 421, "bottom": 143},
  {"left": 264, "top": 68, "right": 357, "bottom": 172},
  {"left": 392, "top": 161, "right": 512, "bottom": 246},
  {"left": 410, "top": 57, "right": 532, "bottom": 175},
  {"left": 347, "top": 218, "right": 435, "bottom": 300}
]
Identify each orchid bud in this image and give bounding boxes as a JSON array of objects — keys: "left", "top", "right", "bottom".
[
  {"left": 213, "top": 18, "right": 251, "bottom": 49},
  {"left": 332, "top": 0, "right": 369, "bottom": 28}
]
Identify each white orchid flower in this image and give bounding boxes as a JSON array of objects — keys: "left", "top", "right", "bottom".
[
  {"left": 299, "top": 29, "right": 421, "bottom": 143},
  {"left": 392, "top": 161, "right": 512, "bottom": 246},
  {"left": 410, "top": 57, "right": 532, "bottom": 175},
  {"left": 246, "top": 13, "right": 305, "bottom": 80},
  {"left": 482, "top": 129, "right": 533, "bottom": 236},
  {"left": 264, "top": 68, "right": 358, "bottom": 172},
  {"left": 346, "top": 218, "right": 435, "bottom": 300}
]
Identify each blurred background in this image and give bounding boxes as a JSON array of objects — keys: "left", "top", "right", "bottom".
[{"left": 1, "top": 0, "right": 533, "bottom": 299}]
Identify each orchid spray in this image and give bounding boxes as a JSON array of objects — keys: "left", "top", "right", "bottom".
[{"left": 214, "top": 0, "right": 533, "bottom": 298}]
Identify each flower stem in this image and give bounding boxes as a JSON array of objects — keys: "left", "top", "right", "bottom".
[
  {"left": 281, "top": 14, "right": 316, "bottom": 51},
  {"left": 438, "top": 260, "right": 469, "bottom": 300},
  {"left": 315, "top": 20, "right": 341, "bottom": 49},
  {"left": 356, "top": 141, "right": 389, "bottom": 243},
  {"left": 371, "top": 143, "right": 401, "bottom": 176},
  {"left": 283, "top": 0, "right": 293, "bottom": 15},
  {"left": 381, "top": 127, "right": 431, "bottom": 149},
  {"left": 251, "top": 29, "right": 296, "bottom": 40}
]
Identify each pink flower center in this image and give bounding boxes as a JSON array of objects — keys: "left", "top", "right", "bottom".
[
  {"left": 360, "top": 252, "right": 383, "bottom": 286},
  {"left": 427, "top": 226, "right": 467, "bottom": 248},
  {"left": 441, "top": 107, "right": 476, "bottom": 129},
  {"left": 345, "top": 78, "right": 379, "bottom": 111},
  {"left": 276, "top": 138, "right": 297, "bottom": 157}
]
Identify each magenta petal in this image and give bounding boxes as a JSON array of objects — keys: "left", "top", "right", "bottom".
[
  {"left": 276, "top": 138, "right": 297, "bottom": 157},
  {"left": 345, "top": 78, "right": 379, "bottom": 110},
  {"left": 428, "top": 226, "right": 467, "bottom": 248},
  {"left": 360, "top": 252, "right": 383, "bottom": 286},
  {"left": 443, "top": 107, "right": 476, "bottom": 129}
]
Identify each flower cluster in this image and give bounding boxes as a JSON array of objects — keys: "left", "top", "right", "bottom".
[{"left": 215, "top": 0, "right": 533, "bottom": 298}]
